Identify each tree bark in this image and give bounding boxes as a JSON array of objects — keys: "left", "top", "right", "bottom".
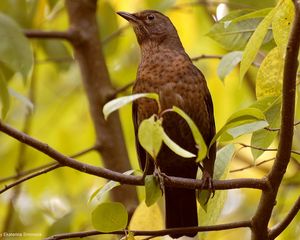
[{"left": 65, "top": 0, "right": 138, "bottom": 212}]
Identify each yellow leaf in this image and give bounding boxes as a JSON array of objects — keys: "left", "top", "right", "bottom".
[
  {"left": 256, "top": 47, "right": 284, "bottom": 99},
  {"left": 272, "top": 0, "right": 295, "bottom": 55}
]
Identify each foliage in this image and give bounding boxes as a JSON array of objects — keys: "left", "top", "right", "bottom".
[{"left": 0, "top": 0, "right": 299, "bottom": 240}]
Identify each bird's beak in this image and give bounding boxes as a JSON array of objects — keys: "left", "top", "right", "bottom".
[{"left": 117, "top": 11, "right": 138, "bottom": 23}]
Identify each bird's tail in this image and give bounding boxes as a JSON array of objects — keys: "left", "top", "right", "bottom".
[{"left": 165, "top": 187, "right": 198, "bottom": 238}]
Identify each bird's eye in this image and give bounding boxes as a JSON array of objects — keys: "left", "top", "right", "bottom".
[{"left": 147, "top": 14, "right": 155, "bottom": 21}]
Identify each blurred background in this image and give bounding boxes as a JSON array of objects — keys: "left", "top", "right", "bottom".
[{"left": 0, "top": 0, "right": 299, "bottom": 239}]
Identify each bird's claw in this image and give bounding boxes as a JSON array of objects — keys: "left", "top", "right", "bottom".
[
  {"left": 154, "top": 167, "right": 166, "bottom": 194},
  {"left": 200, "top": 169, "right": 215, "bottom": 205}
]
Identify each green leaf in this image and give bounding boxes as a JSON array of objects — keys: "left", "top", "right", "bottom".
[
  {"left": 92, "top": 202, "right": 128, "bottom": 232},
  {"left": 0, "top": 69, "right": 10, "bottom": 118},
  {"left": 0, "top": 13, "right": 33, "bottom": 80},
  {"left": 240, "top": 4, "right": 280, "bottom": 81},
  {"left": 272, "top": 0, "right": 295, "bottom": 55},
  {"left": 230, "top": 8, "right": 272, "bottom": 23},
  {"left": 138, "top": 116, "right": 163, "bottom": 160},
  {"left": 161, "top": 128, "right": 196, "bottom": 158},
  {"left": 226, "top": 120, "right": 268, "bottom": 138},
  {"left": 251, "top": 97, "right": 281, "bottom": 160},
  {"left": 172, "top": 106, "right": 206, "bottom": 161},
  {"left": 103, "top": 93, "right": 159, "bottom": 120},
  {"left": 226, "top": 108, "right": 266, "bottom": 124},
  {"left": 217, "top": 51, "right": 243, "bottom": 81},
  {"left": 207, "top": 10, "right": 273, "bottom": 51},
  {"left": 145, "top": 175, "right": 162, "bottom": 207},
  {"left": 198, "top": 144, "right": 234, "bottom": 231},
  {"left": 89, "top": 170, "right": 137, "bottom": 203},
  {"left": 209, "top": 108, "right": 266, "bottom": 147},
  {"left": 213, "top": 144, "right": 235, "bottom": 180},
  {"left": 256, "top": 47, "right": 284, "bottom": 99}
]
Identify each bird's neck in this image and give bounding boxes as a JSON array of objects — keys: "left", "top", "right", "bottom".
[{"left": 140, "top": 37, "right": 185, "bottom": 59}]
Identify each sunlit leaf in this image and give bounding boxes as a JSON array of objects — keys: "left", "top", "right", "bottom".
[
  {"left": 145, "top": 175, "right": 162, "bottom": 207},
  {"left": 272, "top": 0, "right": 295, "bottom": 55},
  {"left": 209, "top": 108, "right": 266, "bottom": 147},
  {"left": 172, "top": 106, "right": 206, "bottom": 161},
  {"left": 161, "top": 128, "right": 196, "bottom": 158},
  {"left": 217, "top": 51, "right": 243, "bottom": 81},
  {"left": 227, "top": 120, "right": 269, "bottom": 137},
  {"left": 207, "top": 10, "right": 273, "bottom": 50},
  {"left": 256, "top": 47, "right": 283, "bottom": 99},
  {"left": 0, "top": 69, "right": 10, "bottom": 118},
  {"left": 251, "top": 97, "right": 281, "bottom": 160},
  {"left": 226, "top": 108, "right": 266, "bottom": 124},
  {"left": 129, "top": 201, "right": 163, "bottom": 232},
  {"left": 92, "top": 202, "right": 128, "bottom": 232},
  {"left": 138, "top": 116, "right": 163, "bottom": 160},
  {"left": 0, "top": 13, "right": 33, "bottom": 80},
  {"left": 230, "top": 8, "right": 272, "bottom": 22},
  {"left": 103, "top": 93, "right": 159, "bottom": 120},
  {"left": 89, "top": 170, "right": 137, "bottom": 203},
  {"left": 240, "top": 4, "right": 280, "bottom": 81}
]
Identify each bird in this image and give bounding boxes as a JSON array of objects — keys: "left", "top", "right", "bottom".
[{"left": 117, "top": 10, "right": 216, "bottom": 238}]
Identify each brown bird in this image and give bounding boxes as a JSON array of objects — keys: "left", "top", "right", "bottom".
[{"left": 117, "top": 10, "right": 216, "bottom": 238}]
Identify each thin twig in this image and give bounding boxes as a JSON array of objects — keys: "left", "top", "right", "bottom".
[
  {"left": 0, "top": 164, "right": 62, "bottom": 194},
  {"left": 0, "top": 145, "right": 98, "bottom": 194},
  {"left": 108, "top": 81, "right": 134, "bottom": 100},
  {"left": 102, "top": 25, "right": 130, "bottom": 45},
  {"left": 238, "top": 143, "right": 300, "bottom": 156},
  {"left": 269, "top": 196, "right": 300, "bottom": 239},
  {"left": 191, "top": 54, "right": 223, "bottom": 61},
  {"left": 230, "top": 158, "right": 275, "bottom": 173},
  {"left": 265, "top": 120, "right": 300, "bottom": 131},
  {"left": 45, "top": 220, "right": 252, "bottom": 240}
]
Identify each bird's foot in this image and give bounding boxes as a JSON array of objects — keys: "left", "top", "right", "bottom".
[
  {"left": 198, "top": 164, "right": 215, "bottom": 205},
  {"left": 153, "top": 167, "right": 169, "bottom": 194}
]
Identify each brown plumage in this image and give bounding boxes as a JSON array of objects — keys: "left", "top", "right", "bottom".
[{"left": 117, "top": 10, "right": 216, "bottom": 238}]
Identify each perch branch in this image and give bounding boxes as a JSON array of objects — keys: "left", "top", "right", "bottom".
[{"left": 0, "top": 120, "right": 269, "bottom": 191}]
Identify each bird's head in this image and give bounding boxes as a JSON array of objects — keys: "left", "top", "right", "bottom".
[{"left": 117, "top": 10, "right": 183, "bottom": 50}]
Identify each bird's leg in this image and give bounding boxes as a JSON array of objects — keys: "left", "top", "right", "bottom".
[{"left": 198, "top": 163, "right": 215, "bottom": 204}]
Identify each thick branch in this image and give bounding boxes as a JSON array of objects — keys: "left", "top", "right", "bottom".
[
  {"left": 65, "top": 0, "right": 138, "bottom": 209},
  {"left": 0, "top": 120, "right": 269, "bottom": 191},
  {"left": 269, "top": 196, "right": 300, "bottom": 239},
  {"left": 45, "top": 220, "right": 252, "bottom": 240},
  {"left": 251, "top": 2, "right": 300, "bottom": 239}
]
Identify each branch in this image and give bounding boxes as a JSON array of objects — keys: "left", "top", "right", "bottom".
[
  {"left": 251, "top": 1, "right": 300, "bottom": 239},
  {"left": 0, "top": 145, "right": 98, "bottom": 194},
  {"left": 191, "top": 54, "right": 223, "bottom": 61},
  {"left": 269, "top": 196, "right": 300, "bottom": 239},
  {"left": 45, "top": 220, "right": 252, "bottom": 240},
  {"left": 238, "top": 143, "right": 300, "bottom": 156},
  {"left": 0, "top": 120, "right": 269, "bottom": 191},
  {"left": 230, "top": 157, "right": 275, "bottom": 173},
  {"left": 24, "top": 30, "right": 74, "bottom": 40},
  {"left": 0, "top": 163, "right": 61, "bottom": 194}
]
